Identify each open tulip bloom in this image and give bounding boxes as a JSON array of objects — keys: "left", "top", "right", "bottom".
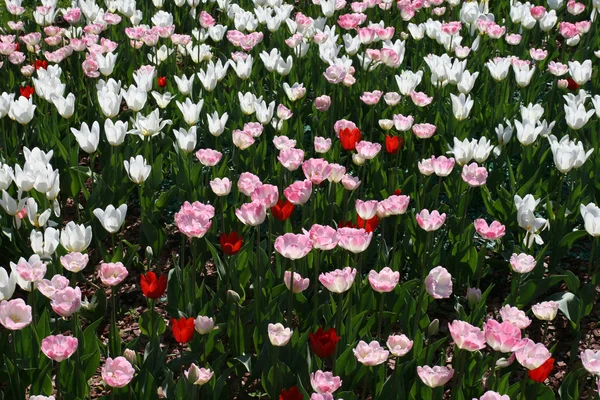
[{"left": 0, "top": 1, "right": 599, "bottom": 399}]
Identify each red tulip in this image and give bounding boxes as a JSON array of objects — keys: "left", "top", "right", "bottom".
[
  {"left": 339, "top": 127, "right": 362, "bottom": 151},
  {"left": 279, "top": 386, "right": 303, "bottom": 400},
  {"left": 157, "top": 76, "right": 167, "bottom": 88},
  {"left": 385, "top": 134, "right": 404, "bottom": 154},
  {"left": 357, "top": 215, "right": 379, "bottom": 233},
  {"left": 272, "top": 198, "right": 294, "bottom": 221},
  {"left": 309, "top": 327, "right": 341, "bottom": 359},
  {"left": 20, "top": 86, "right": 34, "bottom": 99},
  {"left": 140, "top": 271, "right": 167, "bottom": 299},
  {"left": 528, "top": 357, "right": 554, "bottom": 383},
  {"left": 171, "top": 317, "right": 195, "bottom": 343},
  {"left": 566, "top": 77, "right": 579, "bottom": 91},
  {"left": 220, "top": 232, "right": 243, "bottom": 255},
  {"left": 34, "top": 60, "right": 48, "bottom": 70},
  {"left": 393, "top": 189, "right": 402, "bottom": 196}
]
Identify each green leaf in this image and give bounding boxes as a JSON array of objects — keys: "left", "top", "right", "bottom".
[{"left": 547, "top": 292, "right": 581, "bottom": 327}]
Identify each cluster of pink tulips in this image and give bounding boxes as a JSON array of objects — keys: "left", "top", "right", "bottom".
[{"left": 0, "top": 0, "right": 599, "bottom": 398}]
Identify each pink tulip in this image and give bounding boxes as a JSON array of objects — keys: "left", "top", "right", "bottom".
[
  {"left": 238, "top": 172, "right": 263, "bottom": 196},
  {"left": 416, "top": 209, "right": 446, "bottom": 231},
  {"left": 284, "top": 271, "right": 310, "bottom": 293},
  {"left": 309, "top": 224, "right": 338, "bottom": 251},
  {"left": 314, "top": 95, "right": 331, "bottom": 111},
  {"left": 336, "top": 227, "right": 372, "bottom": 253},
  {"left": 548, "top": 61, "right": 568, "bottom": 76},
  {"left": 431, "top": 155, "right": 455, "bottom": 177},
  {"left": 311, "top": 394, "right": 334, "bottom": 400},
  {"left": 384, "top": 92, "right": 401, "bottom": 106},
  {"left": 410, "top": 91, "right": 433, "bottom": 107},
  {"left": 377, "top": 195, "right": 410, "bottom": 218},
  {"left": 360, "top": 90, "right": 383, "bottom": 105},
  {"left": 14, "top": 255, "right": 47, "bottom": 287},
  {"left": 51, "top": 286, "right": 82, "bottom": 318},
  {"left": 101, "top": 357, "right": 135, "bottom": 388},
  {"left": 0, "top": 298, "right": 32, "bottom": 330},
  {"left": 267, "top": 323, "right": 293, "bottom": 346},
  {"left": 284, "top": 179, "right": 312, "bottom": 205},
  {"left": 448, "top": 320, "right": 486, "bottom": 351},
  {"left": 98, "top": 262, "right": 128, "bottom": 286},
  {"left": 210, "top": 177, "right": 232, "bottom": 196},
  {"left": 185, "top": 364, "right": 214, "bottom": 385},
  {"left": 251, "top": 184, "right": 279, "bottom": 208},
  {"left": 425, "top": 266, "right": 452, "bottom": 299},
  {"left": 392, "top": 114, "right": 414, "bottom": 132},
  {"left": 314, "top": 137, "right": 332, "bottom": 153},
  {"left": 353, "top": 340, "right": 390, "bottom": 366},
  {"left": 416, "top": 365, "right": 454, "bottom": 388},
  {"left": 515, "top": 339, "right": 551, "bottom": 370},
  {"left": 278, "top": 148, "right": 305, "bottom": 171},
  {"left": 499, "top": 305, "right": 532, "bottom": 329},
  {"left": 530, "top": 5, "right": 546, "bottom": 19},
  {"left": 273, "top": 136, "right": 297, "bottom": 151},
  {"left": 386, "top": 334, "right": 413, "bottom": 357},
  {"left": 368, "top": 267, "right": 399, "bottom": 293},
  {"left": 461, "top": 162, "right": 488, "bottom": 187},
  {"left": 355, "top": 140, "right": 382, "bottom": 159},
  {"left": 412, "top": 123, "right": 437, "bottom": 139},
  {"left": 174, "top": 201, "right": 215, "bottom": 238},
  {"left": 274, "top": 233, "right": 313, "bottom": 260},
  {"left": 478, "top": 391, "right": 511, "bottom": 400},
  {"left": 319, "top": 267, "right": 357, "bottom": 293},
  {"left": 327, "top": 164, "right": 346, "bottom": 182},
  {"left": 341, "top": 174, "right": 361, "bottom": 190},
  {"left": 195, "top": 149, "right": 222, "bottom": 166},
  {"left": 531, "top": 301, "right": 559, "bottom": 321},
  {"left": 310, "top": 370, "right": 342, "bottom": 394},
  {"left": 60, "top": 252, "right": 89, "bottom": 273},
  {"left": 235, "top": 200, "right": 267, "bottom": 226},
  {"left": 509, "top": 253, "right": 536, "bottom": 273},
  {"left": 243, "top": 122, "right": 263, "bottom": 138},
  {"left": 355, "top": 199, "right": 378, "bottom": 220},
  {"left": 333, "top": 119, "right": 357, "bottom": 136},
  {"left": 303, "top": 158, "right": 332, "bottom": 184},
  {"left": 38, "top": 274, "right": 70, "bottom": 299},
  {"left": 484, "top": 319, "right": 524, "bottom": 353},
  {"left": 41, "top": 334, "right": 78, "bottom": 362},
  {"left": 580, "top": 349, "right": 600, "bottom": 375},
  {"left": 474, "top": 219, "right": 506, "bottom": 240},
  {"left": 418, "top": 158, "right": 435, "bottom": 176}
]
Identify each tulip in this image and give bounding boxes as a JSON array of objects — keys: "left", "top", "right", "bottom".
[
  {"left": 528, "top": 357, "right": 554, "bottom": 382},
  {"left": 124, "top": 155, "right": 151, "bottom": 184},
  {"left": 173, "top": 126, "right": 197, "bottom": 153},
  {"left": 425, "top": 266, "right": 452, "bottom": 299},
  {"left": 473, "top": 219, "right": 506, "bottom": 240},
  {"left": 98, "top": 262, "right": 128, "bottom": 286},
  {"left": 8, "top": 96, "right": 36, "bottom": 124},
  {"left": 477, "top": 392, "right": 510, "bottom": 400},
  {"left": 140, "top": 272, "right": 167, "bottom": 299},
  {"left": 499, "top": 305, "right": 531, "bottom": 329},
  {"left": 353, "top": 340, "right": 390, "bottom": 366},
  {"left": 272, "top": 199, "right": 295, "bottom": 221},
  {"left": 416, "top": 365, "right": 454, "bottom": 388},
  {"left": 280, "top": 387, "right": 304, "bottom": 400},
  {"left": 0, "top": 267, "right": 17, "bottom": 300},
  {"left": 101, "top": 357, "right": 135, "bottom": 388},
  {"left": 174, "top": 201, "right": 215, "bottom": 238},
  {"left": 37, "top": 274, "right": 69, "bottom": 299},
  {"left": 461, "top": 162, "right": 488, "bottom": 187},
  {"left": 284, "top": 271, "right": 310, "bottom": 293},
  {"left": 0, "top": 298, "right": 32, "bottom": 330},
  {"left": 210, "top": 178, "right": 232, "bottom": 196},
  {"left": 220, "top": 232, "right": 243, "bottom": 255},
  {"left": 450, "top": 93, "right": 474, "bottom": 120},
  {"left": 484, "top": 319, "right": 524, "bottom": 353},
  {"left": 171, "top": 317, "right": 195, "bottom": 343},
  {"left": 70, "top": 121, "right": 100, "bottom": 154},
  {"left": 581, "top": 203, "right": 600, "bottom": 236},
  {"left": 196, "top": 149, "right": 222, "bottom": 167},
  {"left": 41, "top": 334, "right": 78, "bottom": 362},
  {"left": 104, "top": 119, "right": 128, "bottom": 146},
  {"left": 386, "top": 334, "right": 414, "bottom": 357},
  {"left": 310, "top": 328, "right": 341, "bottom": 359},
  {"left": 339, "top": 127, "right": 362, "bottom": 151},
  {"left": 185, "top": 364, "right": 213, "bottom": 385},
  {"left": 194, "top": 316, "right": 215, "bottom": 335},
  {"left": 515, "top": 339, "right": 551, "bottom": 370},
  {"left": 416, "top": 209, "right": 446, "bottom": 231},
  {"left": 284, "top": 180, "right": 312, "bottom": 205},
  {"left": 309, "top": 225, "right": 338, "bottom": 251},
  {"left": 94, "top": 204, "right": 128, "bottom": 234},
  {"left": 336, "top": 227, "right": 372, "bottom": 253},
  {"left": 319, "top": 267, "right": 357, "bottom": 293},
  {"left": 60, "top": 252, "right": 89, "bottom": 273},
  {"left": 548, "top": 134, "right": 593, "bottom": 173},
  {"left": 531, "top": 301, "right": 559, "bottom": 321},
  {"left": 235, "top": 200, "right": 267, "bottom": 226},
  {"left": 268, "top": 323, "right": 293, "bottom": 346},
  {"left": 581, "top": 349, "right": 600, "bottom": 376},
  {"left": 368, "top": 267, "right": 399, "bottom": 293},
  {"left": 310, "top": 370, "right": 342, "bottom": 394},
  {"left": 466, "top": 287, "right": 482, "bottom": 307},
  {"left": 448, "top": 320, "right": 486, "bottom": 351},
  {"left": 274, "top": 233, "right": 313, "bottom": 260}
]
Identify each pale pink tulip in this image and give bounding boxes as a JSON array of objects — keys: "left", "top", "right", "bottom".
[
  {"left": 195, "top": 149, "right": 222, "bottom": 166},
  {"left": 194, "top": 316, "right": 215, "bottom": 335},
  {"left": 268, "top": 323, "right": 293, "bottom": 346},
  {"left": 484, "top": 319, "right": 524, "bottom": 353},
  {"left": 431, "top": 155, "right": 455, "bottom": 177},
  {"left": 353, "top": 340, "right": 390, "bottom": 366},
  {"left": 251, "top": 184, "right": 279, "bottom": 208},
  {"left": 303, "top": 158, "right": 332, "bottom": 184},
  {"left": 377, "top": 195, "right": 410, "bottom": 218},
  {"left": 174, "top": 201, "right": 215, "bottom": 238},
  {"left": 368, "top": 267, "right": 399, "bottom": 293},
  {"left": 38, "top": 275, "right": 70, "bottom": 299},
  {"left": 410, "top": 91, "right": 433, "bottom": 107},
  {"left": 341, "top": 174, "right": 361, "bottom": 190},
  {"left": 235, "top": 200, "right": 267, "bottom": 226},
  {"left": 278, "top": 148, "right": 305, "bottom": 171},
  {"left": 274, "top": 233, "right": 313, "bottom": 260},
  {"left": 284, "top": 180, "right": 312, "bottom": 205},
  {"left": 499, "top": 305, "right": 532, "bottom": 329},
  {"left": 336, "top": 227, "right": 372, "bottom": 253},
  {"left": 51, "top": 286, "right": 82, "bottom": 318},
  {"left": 509, "top": 253, "right": 536, "bottom": 273},
  {"left": 210, "top": 177, "right": 232, "bottom": 196},
  {"left": 355, "top": 141, "right": 382, "bottom": 159},
  {"left": 416, "top": 209, "right": 446, "bottom": 231},
  {"left": 0, "top": 298, "right": 32, "bottom": 330},
  {"left": 461, "top": 162, "right": 488, "bottom": 187},
  {"left": 284, "top": 271, "right": 310, "bottom": 293},
  {"left": 355, "top": 199, "right": 378, "bottom": 220},
  {"left": 474, "top": 219, "right": 506, "bottom": 240},
  {"left": 41, "top": 334, "right": 78, "bottom": 362},
  {"left": 314, "top": 137, "right": 332, "bottom": 153},
  {"left": 310, "top": 370, "right": 342, "bottom": 394},
  {"left": 273, "top": 136, "right": 296, "bottom": 151},
  {"left": 580, "top": 349, "right": 600, "bottom": 376},
  {"left": 185, "top": 364, "right": 213, "bottom": 385},
  {"left": 60, "top": 252, "right": 89, "bottom": 273},
  {"left": 416, "top": 365, "right": 454, "bottom": 388},
  {"left": 515, "top": 339, "right": 551, "bottom": 370},
  {"left": 101, "top": 357, "right": 135, "bottom": 388},
  {"left": 319, "top": 267, "right": 357, "bottom": 293},
  {"left": 238, "top": 172, "right": 263, "bottom": 196},
  {"left": 418, "top": 158, "right": 435, "bottom": 176},
  {"left": 531, "top": 301, "right": 559, "bottom": 321},
  {"left": 387, "top": 334, "right": 413, "bottom": 357},
  {"left": 412, "top": 123, "right": 436, "bottom": 139},
  {"left": 309, "top": 225, "right": 338, "bottom": 251},
  {"left": 478, "top": 391, "right": 510, "bottom": 400},
  {"left": 448, "top": 320, "right": 485, "bottom": 351},
  {"left": 314, "top": 95, "right": 331, "bottom": 111},
  {"left": 425, "top": 266, "right": 452, "bottom": 299},
  {"left": 98, "top": 262, "right": 128, "bottom": 286}
]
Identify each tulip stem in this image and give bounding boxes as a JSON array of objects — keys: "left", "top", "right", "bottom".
[
  {"left": 589, "top": 237, "right": 597, "bottom": 284},
  {"left": 12, "top": 331, "right": 21, "bottom": 399},
  {"left": 72, "top": 313, "right": 81, "bottom": 397},
  {"left": 55, "top": 360, "right": 61, "bottom": 400},
  {"left": 376, "top": 292, "right": 385, "bottom": 340},
  {"left": 313, "top": 250, "right": 320, "bottom": 327},
  {"left": 361, "top": 367, "right": 370, "bottom": 400},
  {"left": 510, "top": 272, "right": 521, "bottom": 306},
  {"left": 487, "top": 351, "right": 500, "bottom": 391},
  {"left": 288, "top": 259, "right": 294, "bottom": 329}
]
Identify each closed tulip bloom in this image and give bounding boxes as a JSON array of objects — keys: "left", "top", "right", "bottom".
[
  {"left": 377, "top": 195, "right": 410, "bottom": 218},
  {"left": 448, "top": 320, "right": 485, "bottom": 351},
  {"left": 50, "top": 93, "right": 75, "bottom": 118},
  {"left": 220, "top": 232, "right": 243, "bottom": 255},
  {"left": 512, "top": 60, "right": 536, "bottom": 87},
  {"left": 101, "top": 357, "right": 135, "bottom": 388},
  {"left": 284, "top": 179, "right": 312, "bottom": 205},
  {"left": 531, "top": 301, "right": 559, "bottom": 321},
  {"left": 499, "top": 305, "right": 531, "bottom": 329},
  {"left": 416, "top": 209, "right": 446, "bottom": 231},
  {"left": 353, "top": 340, "right": 390, "bottom": 366},
  {"left": 98, "top": 262, "right": 128, "bottom": 286},
  {"left": 368, "top": 267, "right": 399, "bottom": 292},
  {"left": 275, "top": 233, "right": 313, "bottom": 260},
  {"left": 41, "top": 334, "right": 78, "bottom": 362},
  {"left": 509, "top": 253, "right": 536, "bottom": 273},
  {"left": 466, "top": 287, "right": 482, "bottom": 307},
  {"left": 314, "top": 95, "right": 331, "bottom": 111},
  {"left": 426, "top": 266, "right": 452, "bottom": 299},
  {"left": 284, "top": 271, "right": 310, "bottom": 293},
  {"left": 461, "top": 163, "right": 488, "bottom": 187},
  {"left": 121, "top": 85, "right": 147, "bottom": 112},
  {"left": 237, "top": 172, "right": 262, "bottom": 196},
  {"left": 104, "top": 119, "right": 128, "bottom": 146},
  {"left": 474, "top": 219, "right": 505, "bottom": 240},
  {"left": 140, "top": 272, "right": 167, "bottom": 299},
  {"left": 328, "top": 164, "right": 346, "bottom": 183},
  {"left": 581, "top": 349, "right": 600, "bottom": 376},
  {"left": 416, "top": 365, "right": 454, "bottom": 388},
  {"left": 174, "top": 201, "right": 215, "bottom": 238},
  {"left": 210, "top": 178, "right": 232, "bottom": 196},
  {"left": 568, "top": 60, "right": 592, "bottom": 85},
  {"left": 235, "top": 200, "right": 267, "bottom": 226},
  {"left": 176, "top": 98, "right": 203, "bottom": 126},
  {"left": 431, "top": 156, "right": 455, "bottom": 177},
  {"left": 450, "top": 93, "right": 473, "bottom": 120},
  {"left": 486, "top": 57, "right": 511, "bottom": 81},
  {"left": 0, "top": 267, "right": 17, "bottom": 300},
  {"left": 581, "top": 203, "right": 600, "bottom": 236},
  {"left": 194, "top": 316, "right": 215, "bottom": 335},
  {"left": 319, "top": 267, "right": 357, "bottom": 293},
  {"left": 478, "top": 391, "right": 510, "bottom": 400},
  {"left": 37, "top": 274, "right": 69, "bottom": 299},
  {"left": 171, "top": 317, "right": 195, "bottom": 343},
  {"left": 70, "top": 121, "right": 100, "bottom": 154},
  {"left": 548, "top": 134, "right": 593, "bottom": 173},
  {"left": 60, "top": 222, "right": 92, "bottom": 253},
  {"left": 564, "top": 103, "right": 594, "bottom": 130},
  {"left": 355, "top": 199, "right": 378, "bottom": 220},
  {"left": 207, "top": 111, "right": 228, "bottom": 136},
  {"left": 0, "top": 298, "right": 32, "bottom": 330},
  {"left": 418, "top": 158, "right": 435, "bottom": 176},
  {"left": 196, "top": 149, "right": 222, "bottom": 167},
  {"left": 310, "top": 370, "right": 342, "bottom": 394},
  {"left": 309, "top": 224, "right": 338, "bottom": 251},
  {"left": 185, "top": 364, "right": 214, "bottom": 385},
  {"left": 355, "top": 141, "right": 382, "bottom": 159},
  {"left": 8, "top": 96, "right": 36, "bottom": 124},
  {"left": 173, "top": 126, "right": 197, "bottom": 153},
  {"left": 515, "top": 339, "right": 551, "bottom": 370},
  {"left": 94, "top": 204, "right": 127, "bottom": 234},
  {"left": 393, "top": 114, "right": 414, "bottom": 131},
  {"left": 124, "top": 155, "right": 151, "bottom": 184},
  {"left": 413, "top": 123, "right": 437, "bottom": 139},
  {"left": 387, "top": 334, "right": 414, "bottom": 357},
  {"left": 268, "top": 323, "right": 293, "bottom": 346},
  {"left": 336, "top": 227, "right": 372, "bottom": 253},
  {"left": 232, "top": 130, "right": 255, "bottom": 150},
  {"left": 314, "top": 137, "right": 332, "bottom": 153}
]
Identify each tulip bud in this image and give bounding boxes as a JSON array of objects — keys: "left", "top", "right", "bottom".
[
  {"left": 466, "top": 287, "right": 482, "bottom": 308},
  {"left": 352, "top": 154, "right": 365, "bottom": 166},
  {"left": 427, "top": 318, "right": 439, "bottom": 336},
  {"left": 123, "top": 348, "right": 137, "bottom": 366},
  {"left": 145, "top": 246, "right": 153, "bottom": 260},
  {"left": 557, "top": 79, "right": 568, "bottom": 89},
  {"left": 379, "top": 119, "right": 394, "bottom": 131},
  {"left": 227, "top": 290, "right": 241, "bottom": 304}
]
